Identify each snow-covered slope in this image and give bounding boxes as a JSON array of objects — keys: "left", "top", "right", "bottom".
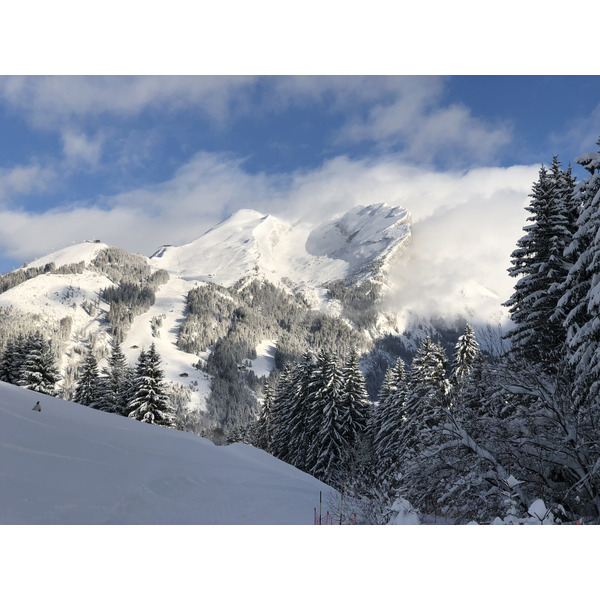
[
  {"left": 21, "top": 240, "right": 109, "bottom": 271},
  {"left": 306, "top": 204, "right": 411, "bottom": 284},
  {"left": 0, "top": 381, "right": 336, "bottom": 524},
  {"left": 150, "top": 203, "right": 411, "bottom": 289},
  {"left": 121, "top": 276, "right": 212, "bottom": 410},
  {"left": 0, "top": 204, "right": 415, "bottom": 413}
]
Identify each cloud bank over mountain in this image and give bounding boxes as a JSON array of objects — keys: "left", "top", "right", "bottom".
[{"left": 0, "top": 150, "right": 537, "bottom": 319}]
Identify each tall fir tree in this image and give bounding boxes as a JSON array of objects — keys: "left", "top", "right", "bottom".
[
  {"left": 372, "top": 358, "right": 406, "bottom": 467},
  {"left": 273, "top": 352, "right": 314, "bottom": 469},
  {"left": 371, "top": 358, "right": 408, "bottom": 504},
  {"left": 452, "top": 323, "right": 480, "bottom": 384},
  {"left": 95, "top": 339, "right": 130, "bottom": 413},
  {"left": 557, "top": 140, "right": 600, "bottom": 403},
  {"left": 270, "top": 362, "right": 294, "bottom": 460},
  {"left": 396, "top": 337, "right": 450, "bottom": 512},
  {"left": 398, "top": 337, "right": 449, "bottom": 463},
  {"left": 254, "top": 381, "right": 275, "bottom": 452},
  {"left": 127, "top": 344, "right": 176, "bottom": 427},
  {"left": 19, "top": 331, "right": 60, "bottom": 396},
  {"left": 73, "top": 348, "right": 101, "bottom": 406},
  {"left": 367, "top": 364, "right": 398, "bottom": 459},
  {"left": 339, "top": 349, "right": 372, "bottom": 493},
  {"left": 305, "top": 350, "right": 347, "bottom": 488},
  {"left": 0, "top": 335, "right": 27, "bottom": 384},
  {"left": 340, "top": 348, "right": 370, "bottom": 449},
  {"left": 504, "top": 158, "right": 577, "bottom": 371}
]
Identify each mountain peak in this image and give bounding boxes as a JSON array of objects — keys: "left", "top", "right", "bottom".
[
  {"left": 209, "top": 208, "right": 269, "bottom": 230},
  {"left": 305, "top": 203, "right": 411, "bottom": 284},
  {"left": 149, "top": 203, "right": 411, "bottom": 288}
]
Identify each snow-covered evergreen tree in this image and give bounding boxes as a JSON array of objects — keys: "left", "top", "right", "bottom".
[
  {"left": 452, "top": 323, "right": 479, "bottom": 384},
  {"left": 270, "top": 362, "right": 294, "bottom": 460},
  {"left": 558, "top": 141, "right": 600, "bottom": 403},
  {"left": 305, "top": 350, "right": 347, "bottom": 487},
  {"left": 340, "top": 348, "right": 370, "bottom": 449},
  {"left": 504, "top": 158, "right": 577, "bottom": 371},
  {"left": 73, "top": 348, "right": 101, "bottom": 407},
  {"left": 0, "top": 335, "right": 27, "bottom": 384},
  {"left": 367, "top": 357, "right": 408, "bottom": 506},
  {"left": 18, "top": 332, "right": 60, "bottom": 396},
  {"left": 272, "top": 352, "right": 314, "bottom": 469},
  {"left": 254, "top": 381, "right": 275, "bottom": 452},
  {"left": 127, "top": 344, "right": 176, "bottom": 427},
  {"left": 95, "top": 339, "right": 130, "bottom": 413},
  {"left": 375, "top": 359, "right": 407, "bottom": 469},
  {"left": 338, "top": 348, "right": 372, "bottom": 494},
  {"left": 396, "top": 337, "right": 449, "bottom": 512},
  {"left": 367, "top": 364, "right": 398, "bottom": 458},
  {"left": 226, "top": 425, "right": 252, "bottom": 444}
]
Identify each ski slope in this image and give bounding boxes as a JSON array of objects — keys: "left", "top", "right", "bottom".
[
  {"left": 121, "top": 275, "right": 212, "bottom": 410},
  {"left": 0, "top": 381, "right": 337, "bottom": 524}
]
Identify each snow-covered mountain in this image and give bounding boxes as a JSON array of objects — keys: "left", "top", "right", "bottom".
[
  {"left": 0, "top": 201, "right": 499, "bottom": 426},
  {"left": 0, "top": 203, "right": 413, "bottom": 405},
  {"left": 150, "top": 203, "right": 411, "bottom": 288},
  {"left": 0, "top": 381, "right": 336, "bottom": 524}
]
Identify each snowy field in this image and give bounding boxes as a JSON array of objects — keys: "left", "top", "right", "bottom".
[
  {"left": 0, "top": 381, "right": 337, "bottom": 525},
  {"left": 249, "top": 339, "right": 277, "bottom": 379}
]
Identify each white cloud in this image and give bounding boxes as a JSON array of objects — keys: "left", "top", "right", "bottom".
[
  {"left": 61, "top": 130, "right": 104, "bottom": 168},
  {"left": 0, "top": 163, "right": 56, "bottom": 205},
  {"left": 0, "top": 76, "right": 258, "bottom": 128},
  {"left": 337, "top": 92, "right": 512, "bottom": 166},
  {"left": 384, "top": 181, "right": 535, "bottom": 326},
  {"left": 279, "top": 157, "right": 537, "bottom": 322},
  {"left": 265, "top": 76, "right": 513, "bottom": 167},
  {"left": 0, "top": 152, "right": 283, "bottom": 261},
  {"left": 0, "top": 76, "right": 513, "bottom": 170}
]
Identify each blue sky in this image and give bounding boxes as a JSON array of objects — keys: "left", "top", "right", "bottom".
[{"left": 0, "top": 75, "right": 599, "bottom": 277}]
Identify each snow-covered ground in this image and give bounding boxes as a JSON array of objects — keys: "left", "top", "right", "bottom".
[
  {"left": 0, "top": 381, "right": 337, "bottom": 524},
  {"left": 248, "top": 339, "right": 277, "bottom": 379}
]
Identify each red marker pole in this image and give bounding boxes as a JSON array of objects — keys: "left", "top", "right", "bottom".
[{"left": 319, "top": 491, "right": 322, "bottom": 525}]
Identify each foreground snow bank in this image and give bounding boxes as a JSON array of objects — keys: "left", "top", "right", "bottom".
[
  {"left": 387, "top": 497, "right": 420, "bottom": 525},
  {"left": 0, "top": 382, "right": 336, "bottom": 524}
]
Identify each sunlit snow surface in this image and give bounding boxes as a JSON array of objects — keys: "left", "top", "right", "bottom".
[
  {"left": 0, "top": 382, "right": 336, "bottom": 524},
  {"left": 121, "top": 275, "right": 211, "bottom": 410},
  {"left": 20, "top": 241, "right": 110, "bottom": 271},
  {"left": 149, "top": 204, "right": 411, "bottom": 288},
  {"left": 249, "top": 339, "right": 277, "bottom": 379}
]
